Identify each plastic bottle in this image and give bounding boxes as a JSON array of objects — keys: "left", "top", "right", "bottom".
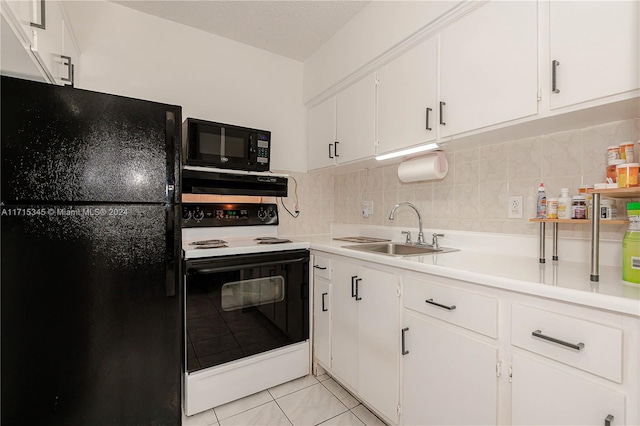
[
  {"left": 557, "top": 188, "right": 571, "bottom": 219},
  {"left": 547, "top": 198, "right": 558, "bottom": 219},
  {"left": 622, "top": 202, "right": 640, "bottom": 285},
  {"left": 536, "top": 182, "right": 547, "bottom": 218}
]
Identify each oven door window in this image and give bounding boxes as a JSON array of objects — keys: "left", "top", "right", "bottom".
[
  {"left": 185, "top": 251, "right": 309, "bottom": 373},
  {"left": 220, "top": 276, "right": 285, "bottom": 311}
]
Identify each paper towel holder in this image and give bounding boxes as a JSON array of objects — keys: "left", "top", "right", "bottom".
[{"left": 397, "top": 151, "right": 448, "bottom": 183}]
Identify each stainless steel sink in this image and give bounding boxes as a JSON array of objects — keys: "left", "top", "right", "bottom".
[{"left": 343, "top": 242, "right": 458, "bottom": 257}]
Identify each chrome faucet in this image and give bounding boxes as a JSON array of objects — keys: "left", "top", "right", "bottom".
[{"left": 389, "top": 202, "right": 426, "bottom": 246}]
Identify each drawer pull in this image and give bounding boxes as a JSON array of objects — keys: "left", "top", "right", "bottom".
[
  {"left": 313, "top": 265, "right": 327, "bottom": 270},
  {"left": 605, "top": 414, "right": 614, "bottom": 426},
  {"left": 401, "top": 327, "right": 409, "bottom": 355},
  {"left": 532, "top": 329, "right": 585, "bottom": 351},
  {"left": 425, "top": 298, "right": 456, "bottom": 311}
]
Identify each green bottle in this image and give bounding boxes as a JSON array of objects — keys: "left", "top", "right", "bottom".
[{"left": 622, "top": 202, "right": 640, "bottom": 285}]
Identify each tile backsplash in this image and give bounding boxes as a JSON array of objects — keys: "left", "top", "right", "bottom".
[{"left": 278, "top": 118, "right": 640, "bottom": 239}]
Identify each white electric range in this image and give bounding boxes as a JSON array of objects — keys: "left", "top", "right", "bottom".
[{"left": 181, "top": 202, "right": 311, "bottom": 417}]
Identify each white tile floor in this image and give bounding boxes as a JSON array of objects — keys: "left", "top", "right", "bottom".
[{"left": 182, "top": 374, "right": 388, "bottom": 426}]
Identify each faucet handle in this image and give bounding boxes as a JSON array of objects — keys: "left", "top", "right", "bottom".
[
  {"left": 432, "top": 233, "right": 444, "bottom": 249},
  {"left": 401, "top": 231, "right": 412, "bottom": 244}
]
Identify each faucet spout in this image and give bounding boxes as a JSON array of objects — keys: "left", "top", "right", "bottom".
[{"left": 388, "top": 202, "right": 426, "bottom": 245}]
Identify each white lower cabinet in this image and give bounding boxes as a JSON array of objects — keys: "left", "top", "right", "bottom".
[
  {"left": 511, "top": 353, "right": 625, "bottom": 426},
  {"left": 402, "top": 311, "right": 499, "bottom": 425},
  {"left": 401, "top": 276, "right": 499, "bottom": 425},
  {"left": 508, "top": 300, "right": 633, "bottom": 426},
  {"left": 311, "top": 252, "right": 639, "bottom": 426},
  {"left": 313, "top": 276, "right": 331, "bottom": 369},
  {"left": 317, "top": 255, "right": 401, "bottom": 424}
]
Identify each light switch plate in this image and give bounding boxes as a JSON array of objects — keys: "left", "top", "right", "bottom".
[{"left": 508, "top": 196, "right": 523, "bottom": 219}]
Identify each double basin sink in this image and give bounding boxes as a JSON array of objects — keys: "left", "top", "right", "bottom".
[{"left": 343, "top": 242, "right": 458, "bottom": 257}]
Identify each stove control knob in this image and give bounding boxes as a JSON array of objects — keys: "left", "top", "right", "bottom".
[
  {"left": 193, "top": 210, "right": 205, "bottom": 221},
  {"left": 182, "top": 209, "right": 193, "bottom": 220},
  {"left": 268, "top": 209, "right": 276, "bottom": 218},
  {"left": 257, "top": 208, "right": 267, "bottom": 221}
]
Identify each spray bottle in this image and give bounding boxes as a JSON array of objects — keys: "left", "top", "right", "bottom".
[{"left": 536, "top": 182, "right": 547, "bottom": 219}]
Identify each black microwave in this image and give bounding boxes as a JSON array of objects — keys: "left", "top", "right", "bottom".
[{"left": 182, "top": 118, "right": 271, "bottom": 172}]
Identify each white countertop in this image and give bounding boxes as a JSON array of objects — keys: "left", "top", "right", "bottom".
[{"left": 304, "top": 233, "right": 640, "bottom": 317}]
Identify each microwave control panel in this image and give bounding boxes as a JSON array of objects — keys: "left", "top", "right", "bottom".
[
  {"left": 256, "top": 133, "right": 269, "bottom": 164},
  {"left": 182, "top": 203, "right": 278, "bottom": 227}
]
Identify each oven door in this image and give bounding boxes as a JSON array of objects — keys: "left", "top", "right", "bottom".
[{"left": 184, "top": 249, "right": 309, "bottom": 373}]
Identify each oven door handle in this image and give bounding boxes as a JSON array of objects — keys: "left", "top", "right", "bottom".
[{"left": 187, "top": 257, "right": 308, "bottom": 275}]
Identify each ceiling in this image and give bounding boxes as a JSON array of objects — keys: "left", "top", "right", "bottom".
[{"left": 111, "top": 1, "right": 371, "bottom": 62}]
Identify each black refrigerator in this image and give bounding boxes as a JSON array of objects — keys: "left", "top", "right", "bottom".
[{"left": 0, "top": 76, "right": 183, "bottom": 425}]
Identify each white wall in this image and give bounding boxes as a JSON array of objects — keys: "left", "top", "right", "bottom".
[
  {"left": 303, "top": 0, "right": 462, "bottom": 102},
  {"left": 63, "top": 0, "right": 307, "bottom": 172}
]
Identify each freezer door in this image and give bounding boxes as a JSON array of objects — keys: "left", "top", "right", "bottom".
[
  {"left": 0, "top": 76, "right": 181, "bottom": 204},
  {"left": 0, "top": 204, "right": 182, "bottom": 425}
]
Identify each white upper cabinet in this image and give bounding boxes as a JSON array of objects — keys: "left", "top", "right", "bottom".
[
  {"left": 307, "top": 74, "right": 376, "bottom": 170},
  {"left": 549, "top": 1, "right": 640, "bottom": 110},
  {"left": 377, "top": 37, "right": 438, "bottom": 155},
  {"left": 335, "top": 73, "right": 377, "bottom": 164},
  {"left": 1, "top": 0, "right": 78, "bottom": 85},
  {"left": 307, "top": 96, "right": 337, "bottom": 171},
  {"left": 439, "top": 0, "right": 538, "bottom": 137}
]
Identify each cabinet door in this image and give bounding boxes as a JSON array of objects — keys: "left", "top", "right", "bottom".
[
  {"left": 61, "top": 11, "right": 78, "bottom": 87},
  {"left": 439, "top": 1, "right": 538, "bottom": 137},
  {"left": 2, "top": 0, "right": 36, "bottom": 46},
  {"left": 313, "top": 277, "right": 331, "bottom": 369},
  {"left": 30, "top": 0, "right": 64, "bottom": 85},
  {"left": 335, "top": 73, "right": 376, "bottom": 164},
  {"left": 357, "top": 267, "right": 399, "bottom": 424},
  {"left": 549, "top": 1, "right": 640, "bottom": 109},
  {"left": 307, "top": 96, "right": 337, "bottom": 171},
  {"left": 330, "top": 260, "right": 359, "bottom": 388},
  {"left": 512, "top": 353, "right": 625, "bottom": 425},
  {"left": 403, "top": 311, "right": 498, "bottom": 426},
  {"left": 377, "top": 37, "right": 437, "bottom": 155}
]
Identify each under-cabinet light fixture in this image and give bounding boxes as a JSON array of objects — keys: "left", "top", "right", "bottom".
[{"left": 375, "top": 142, "right": 441, "bottom": 161}]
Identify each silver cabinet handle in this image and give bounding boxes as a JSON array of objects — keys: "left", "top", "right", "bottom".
[
  {"left": 552, "top": 60, "right": 560, "bottom": 94},
  {"left": 401, "top": 327, "right": 409, "bottom": 355},
  {"left": 425, "top": 298, "right": 456, "bottom": 311},
  {"left": 61, "top": 55, "right": 74, "bottom": 86},
  {"left": 439, "top": 102, "right": 446, "bottom": 125},
  {"left": 425, "top": 107, "right": 432, "bottom": 131},
  {"left": 532, "top": 329, "right": 584, "bottom": 351},
  {"left": 605, "top": 414, "right": 614, "bottom": 426},
  {"left": 30, "top": 0, "right": 46, "bottom": 29}
]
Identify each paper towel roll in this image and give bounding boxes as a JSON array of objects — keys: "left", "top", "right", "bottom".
[{"left": 398, "top": 152, "right": 448, "bottom": 182}]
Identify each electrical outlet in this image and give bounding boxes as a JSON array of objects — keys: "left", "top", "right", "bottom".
[
  {"left": 362, "top": 201, "right": 374, "bottom": 218},
  {"left": 508, "top": 196, "right": 523, "bottom": 219}
]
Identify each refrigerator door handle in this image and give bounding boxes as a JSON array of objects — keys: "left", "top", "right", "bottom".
[
  {"left": 165, "top": 205, "right": 177, "bottom": 297},
  {"left": 165, "top": 111, "right": 177, "bottom": 203}
]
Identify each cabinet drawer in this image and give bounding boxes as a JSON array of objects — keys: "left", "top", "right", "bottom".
[
  {"left": 511, "top": 304, "right": 622, "bottom": 383},
  {"left": 403, "top": 278, "right": 498, "bottom": 338},
  {"left": 312, "top": 255, "right": 331, "bottom": 280}
]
